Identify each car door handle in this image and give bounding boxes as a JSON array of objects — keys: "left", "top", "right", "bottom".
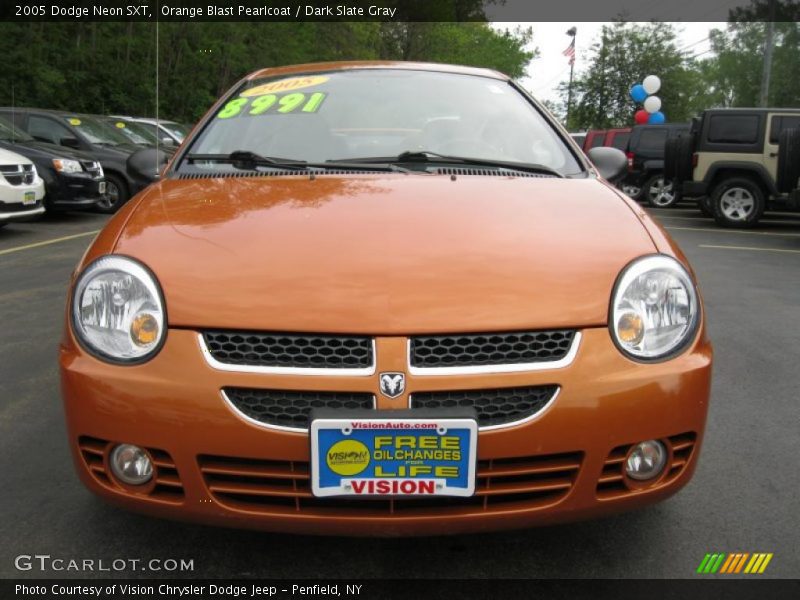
[{"left": 769, "top": 152, "right": 778, "bottom": 157}]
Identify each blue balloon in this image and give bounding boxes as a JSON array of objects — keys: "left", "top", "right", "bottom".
[
  {"left": 630, "top": 84, "right": 647, "bottom": 103},
  {"left": 648, "top": 111, "right": 666, "bottom": 124}
]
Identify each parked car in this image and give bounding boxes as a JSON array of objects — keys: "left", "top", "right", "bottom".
[
  {"left": 98, "top": 116, "right": 159, "bottom": 147},
  {"left": 667, "top": 108, "right": 800, "bottom": 227},
  {"left": 0, "top": 108, "right": 152, "bottom": 213},
  {"left": 113, "top": 116, "right": 190, "bottom": 147},
  {"left": 622, "top": 123, "right": 690, "bottom": 207},
  {"left": 0, "top": 147, "right": 45, "bottom": 227},
  {"left": 0, "top": 116, "right": 105, "bottom": 212},
  {"left": 61, "top": 61, "right": 711, "bottom": 536},
  {"left": 582, "top": 128, "right": 631, "bottom": 153}
]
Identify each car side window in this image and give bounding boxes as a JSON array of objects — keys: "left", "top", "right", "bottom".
[
  {"left": 639, "top": 129, "right": 667, "bottom": 151},
  {"left": 28, "top": 115, "right": 75, "bottom": 146},
  {"left": 611, "top": 132, "right": 630, "bottom": 151},
  {"left": 590, "top": 135, "right": 605, "bottom": 148},
  {"left": 707, "top": 115, "right": 759, "bottom": 144},
  {"left": 769, "top": 115, "right": 800, "bottom": 144}
]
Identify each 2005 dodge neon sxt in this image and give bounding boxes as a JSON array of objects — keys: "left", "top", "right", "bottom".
[{"left": 60, "top": 62, "right": 712, "bottom": 535}]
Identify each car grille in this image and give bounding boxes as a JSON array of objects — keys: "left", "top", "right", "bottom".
[
  {"left": 0, "top": 164, "right": 34, "bottom": 186},
  {"left": 410, "top": 330, "right": 576, "bottom": 368},
  {"left": 0, "top": 200, "right": 41, "bottom": 212},
  {"left": 202, "top": 331, "right": 374, "bottom": 370},
  {"left": 596, "top": 432, "right": 697, "bottom": 499},
  {"left": 410, "top": 385, "right": 558, "bottom": 428},
  {"left": 78, "top": 436, "right": 185, "bottom": 503},
  {"left": 224, "top": 388, "right": 375, "bottom": 430},
  {"left": 198, "top": 451, "right": 583, "bottom": 516},
  {"left": 80, "top": 160, "right": 103, "bottom": 177}
]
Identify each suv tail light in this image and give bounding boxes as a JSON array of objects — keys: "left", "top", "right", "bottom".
[
  {"left": 692, "top": 153, "right": 698, "bottom": 168},
  {"left": 626, "top": 152, "right": 634, "bottom": 171}
]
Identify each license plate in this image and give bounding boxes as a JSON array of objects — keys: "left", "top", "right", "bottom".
[
  {"left": 23, "top": 191, "right": 36, "bottom": 205},
  {"left": 311, "top": 416, "right": 477, "bottom": 497},
  {"left": 99, "top": 182, "right": 106, "bottom": 194}
]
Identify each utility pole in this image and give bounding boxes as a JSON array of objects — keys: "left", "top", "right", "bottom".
[
  {"left": 759, "top": 0, "right": 776, "bottom": 107},
  {"left": 565, "top": 27, "right": 577, "bottom": 128}
]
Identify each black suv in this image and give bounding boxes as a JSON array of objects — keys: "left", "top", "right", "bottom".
[
  {"left": 0, "top": 116, "right": 105, "bottom": 212},
  {"left": 666, "top": 108, "right": 800, "bottom": 227},
  {"left": 622, "top": 123, "right": 689, "bottom": 208},
  {"left": 0, "top": 108, "right": 153, "bottom": 213}
]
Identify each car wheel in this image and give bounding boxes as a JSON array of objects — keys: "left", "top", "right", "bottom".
[
  {"left": 620, "top": 183, "right": 642, "bottom": 200},
  {"left": 644, "top": 174, "right": 678, "bottom": 208},
  {"left": 710, "top": 177, "right": 765, "bottom": 228},
  {"left": 96, "top": 174, "right": 129, "bottom": 214}
]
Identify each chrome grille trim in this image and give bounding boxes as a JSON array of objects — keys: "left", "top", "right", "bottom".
[
  {"left": 408, "top": 332, "right": 581, "bottom": 375},
  {"left": 221, "top": 389, "right": 377, "bottom": 433},
  {"left": 409, "top": 387, "right": 560, "bottom": 431},
  {"left": 198, "top": 333, "right": 377, "bottom": 376}
]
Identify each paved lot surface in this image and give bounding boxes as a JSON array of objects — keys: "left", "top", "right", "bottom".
[{"left": 1, "top": 202, "right": 798, "bottom": 580}]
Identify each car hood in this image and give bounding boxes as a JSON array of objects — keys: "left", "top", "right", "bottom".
[
  {"left": 0, "top": 147, "right": 32, "bottom": 165},
  {"left": 114, "top": 174, "right": 656, "bottom": 334}
]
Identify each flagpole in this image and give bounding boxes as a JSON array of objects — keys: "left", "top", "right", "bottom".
[{"left": 565, "top": 27, "right": 577, "bottom": 128}]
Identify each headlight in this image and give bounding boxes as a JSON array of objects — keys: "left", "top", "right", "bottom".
[
  {"left": 72, "top": 256, "right": 166, "bottom": 363},
  {"left": 52, "top": 158, "right": 82, "bottom": 174},
  {"left": 610, "top": 255, "right": 699, "bottom": 360}
]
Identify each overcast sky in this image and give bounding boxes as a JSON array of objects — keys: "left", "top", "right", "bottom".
[{"left": 492, "top": 22, "right": 727, "bottom": 106}]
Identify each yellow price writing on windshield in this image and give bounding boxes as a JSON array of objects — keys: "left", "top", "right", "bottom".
[{"left": 216, "top": 92, "right": 326, "bottom": 119}]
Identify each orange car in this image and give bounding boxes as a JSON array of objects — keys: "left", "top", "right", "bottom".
[{"left": 60, "top": 62, "right": 712, "bottom": 536}]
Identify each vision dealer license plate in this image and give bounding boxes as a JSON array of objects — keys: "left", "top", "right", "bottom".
[{"left": 311, "top": 417, "right": 477, "bottom": 497}]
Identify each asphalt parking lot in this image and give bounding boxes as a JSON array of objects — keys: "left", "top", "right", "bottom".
[{"left": 1, "top": 202, "right": 798, "bottom": 580}]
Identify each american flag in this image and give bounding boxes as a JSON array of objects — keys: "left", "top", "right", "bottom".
[{"left": 563, "top": 39, "right": 576, "bottom": 65}]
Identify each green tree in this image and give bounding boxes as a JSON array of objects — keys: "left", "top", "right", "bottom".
[
  {"left": 559, "top": 21, "right": 699, "bottom": 129},
  {"left": 0, "top": 20, "right": 534, "bottom": 124}
]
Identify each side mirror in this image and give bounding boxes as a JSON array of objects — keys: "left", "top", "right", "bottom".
[
  {"left": 587, "top": 146, "right": 627, "bottom": 182},
  {"left": 127, "top": 147, "right": 170, "bottom": 182},
  {"left": 161, "top": 137, "right": 174, "bottom": 146},
  {"left": 60, "top": 137, "right": 81, "bottom": 149}
]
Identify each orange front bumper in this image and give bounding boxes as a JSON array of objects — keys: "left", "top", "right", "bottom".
[{"left": 60, "top": 326, "right": 712, "bottom": 536}]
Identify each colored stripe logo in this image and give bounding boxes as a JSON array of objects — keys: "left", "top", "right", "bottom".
[{"left": 696, "top": 553, "right": 773, "bottom": 574}]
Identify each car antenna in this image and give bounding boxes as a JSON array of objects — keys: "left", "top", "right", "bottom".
[{"left": 11, "top": 84, "right": 15, "bottom": 143}]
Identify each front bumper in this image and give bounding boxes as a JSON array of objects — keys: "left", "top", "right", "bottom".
[
  {"left": 60, "top": 326, "right": 712, "bottom": 536},
  {"left": 47, "top": 174, "right": 105, "bottom": 209}
]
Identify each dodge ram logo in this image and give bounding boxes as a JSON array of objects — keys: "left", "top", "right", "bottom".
[{"left": 379, "top": 372, "right": 405, "bottom": 398}]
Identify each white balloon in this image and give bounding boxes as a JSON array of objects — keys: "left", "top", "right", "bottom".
[
  {"left": 643, "top": 75, "right": 661, "bottom": 95},
  {"left": 644, "top": 95, "right": 662, "bottom": 114}
]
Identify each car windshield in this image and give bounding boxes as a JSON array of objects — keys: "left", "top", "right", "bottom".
[
  {"left": 0, "top": 116, "right": 34, "bottom": 142},
  {"left": 161, "top": 121, "right": 189, "bottom": 141},
  {"left": 185, "top": 69, "right": 582, "bottom": 175},
  {"left": 64, "top": 115, "right": 130, "bottom": 146},
  {"left": 103, "top": 118, "right": 156, "bottom": 145}
]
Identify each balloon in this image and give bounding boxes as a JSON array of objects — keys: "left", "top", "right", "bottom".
[
  {"left": 644, "top": 95, "right": 662, "bottom": 114},
  {"left": 643, "top": 75, "right": 661, "bottom": 95},
  {"left": 630, "top": 84, "right": 648, "bottom": 103},
  {"left": 648, "top": 111, "right": 666, "bottom": 124},
  {"left": 635, "top": 110, "right": 650, "bottom": 125}
]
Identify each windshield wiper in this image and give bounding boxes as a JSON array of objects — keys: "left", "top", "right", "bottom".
[
  {"left": 187, "top": 151, "right": 309, "bottom": 171},
  {"left": 186, "top": 151, "right": 409, "bottom": 173},
  {"left": 340, "top": 150, "right": 564, "bottom": 178}
]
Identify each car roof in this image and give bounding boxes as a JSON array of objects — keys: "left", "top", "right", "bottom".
[{"left": 246, "top": 61, "right": 508, "bottom": 82}]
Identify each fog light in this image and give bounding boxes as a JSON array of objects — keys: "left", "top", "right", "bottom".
[
  {"left": 109, "top": 444, "right": 153, "bottom": 485},
  {"left": 625, "top": 440, "right": 666, "bottom": 481}
]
